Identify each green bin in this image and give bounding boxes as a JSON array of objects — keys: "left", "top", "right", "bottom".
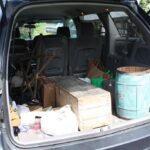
[{"left": 91, "top": 75, "right": 104, "bottom": 88}]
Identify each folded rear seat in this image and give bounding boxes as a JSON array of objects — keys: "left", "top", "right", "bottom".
[
  {"left": 33, "top": 34, "right": 68, "bottom": 77},
  {"left": 69, "top": 22, "right": 102, "bottom": 76}
]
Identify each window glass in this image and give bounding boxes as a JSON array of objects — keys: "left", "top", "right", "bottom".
[
  {"left": 66, "top": 19, "right": 77, "bottom": 38},
  {"left": 80, "top": 14, "right": 99, "bottom": 21},
  {"left": 110, "top": 11, "right": 143, "bottom": 38},
  {"left": 80, "top": 14, "right": 105, "bottom": 37},
  {"left": 92, "top": 21, "right": 105, "bottom": 37},
  {"left": 19, "top": 21, "right": 64, "bottom": 40}
]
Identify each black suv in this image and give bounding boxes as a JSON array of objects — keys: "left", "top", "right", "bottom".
[{"left": 0, "top": 0, "right": 150, "bottom": 149}]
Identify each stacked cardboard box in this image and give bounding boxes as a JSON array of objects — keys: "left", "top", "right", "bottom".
[{"left": 52, "top": 76, "right": 112, "bottom": 131}]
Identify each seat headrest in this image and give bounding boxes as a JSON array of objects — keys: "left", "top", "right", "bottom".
[
  {"left": 13, "top": 27, "right": 20, "bottom": 38},
  {"left": 11, "top": 39, "right": 27, "bottom": 46},
  {"left": 57, "top": 27, "right": 70, "bottom": 38},
  {"left": 80, "top": 22, "right": 94, "bottom": 37}
]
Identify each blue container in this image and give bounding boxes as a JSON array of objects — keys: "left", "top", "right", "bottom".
[{"left": 115, "top": 66, "right": 150, "bottom": 119}]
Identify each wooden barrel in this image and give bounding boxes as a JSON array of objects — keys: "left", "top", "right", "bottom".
[{"left": 115, "top": 66, "right": 150, "bottom": 119}]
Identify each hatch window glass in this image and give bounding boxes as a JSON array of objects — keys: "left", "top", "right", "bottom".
[
  {"left": 19, "top": 21, "right": 64, "bottom": 40},
  {"left": 110, "top": 11, "right": 143, "bottom": 38}
]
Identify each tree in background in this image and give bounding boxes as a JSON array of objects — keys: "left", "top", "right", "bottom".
[{"left": 140, "top": 0, "right": 150, "bottom": 12}]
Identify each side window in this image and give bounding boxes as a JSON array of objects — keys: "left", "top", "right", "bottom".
[
  {"left": 92, "top": 21, "right": 105, "bottom": 37},
  {"left": 80, "top": 14, "right": 105, "bottom": 38},
  {"left": 66, "top": 19, "right": 77, "bottom": 38},
  {"left": 110, "top": 11, "right": 143, "bottom": 39}
]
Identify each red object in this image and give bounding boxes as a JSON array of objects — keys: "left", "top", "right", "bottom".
[{"left": 103, "top": 75, "right": 110, "bottom": 79}]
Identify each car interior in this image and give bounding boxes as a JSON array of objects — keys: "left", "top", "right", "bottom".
[{"left": 7, "top": 2, "right": 150, "bottom": 144}]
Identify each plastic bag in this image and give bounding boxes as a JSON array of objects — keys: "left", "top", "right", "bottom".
[{"left": 41, "top": 105, "right": 78, "bottom": 136}]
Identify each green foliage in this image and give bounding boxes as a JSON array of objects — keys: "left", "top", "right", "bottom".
[
  {"left": 32, "top": 23, "right": 49, "bottom": 38},
  {"left": 20, "top": 23, "right": 50, "bottom": 40},
  {"left": 19, "top": 27, "right": 30, "bottom": 40},
  {"left": 140, "top": 0, "right": 150, "bottom": 12}
]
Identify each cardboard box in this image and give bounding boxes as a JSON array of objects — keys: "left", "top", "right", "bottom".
[{"left": 53, "top": 76, "right": 112, "bottom": 131}]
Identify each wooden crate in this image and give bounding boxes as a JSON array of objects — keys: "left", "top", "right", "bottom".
[
  {"left": 39, "top": 76, "right": 56, "bottom": 108},
  {"left": 53, "top": 76, "right": 112, "bottom": 131}
]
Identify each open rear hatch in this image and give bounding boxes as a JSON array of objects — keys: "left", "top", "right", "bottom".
[{"left": 3, "top": 0, "right": 150, "bottom": 147}]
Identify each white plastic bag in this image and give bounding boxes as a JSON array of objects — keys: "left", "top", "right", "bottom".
[
  {"left": 41, "top": 105, "right": 78, "bottom": 135},
  {"left": 17, "top": 104, "right": 30, "bottom": 115},
  {"left": 20, "top": 111, "right": 44, "bottom": 126}
]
